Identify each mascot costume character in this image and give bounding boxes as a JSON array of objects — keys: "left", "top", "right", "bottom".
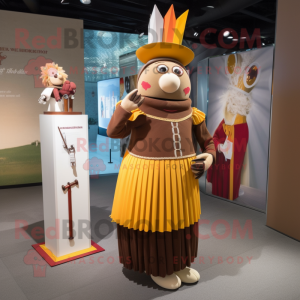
[
  {"left": 107, "top": 5, "right": 216, "bottom": 290},
  {"left": 38, "top": 62, "right": 76, "bottom": 112}
]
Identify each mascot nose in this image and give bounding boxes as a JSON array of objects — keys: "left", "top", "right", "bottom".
[
  {"left": 54, "top": 74, "right": 58, "bottom": 78},
  {"left": 158, "top": 73, "right": 180, "bottom": 93}
]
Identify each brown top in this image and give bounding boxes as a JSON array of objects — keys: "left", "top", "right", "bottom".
[{"left": 107, "top": 97, "right": 216, "bottom": 160}]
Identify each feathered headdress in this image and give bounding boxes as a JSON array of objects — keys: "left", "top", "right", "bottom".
[{"left": 136, "top": 5, "right": 194, "bottom": 66}]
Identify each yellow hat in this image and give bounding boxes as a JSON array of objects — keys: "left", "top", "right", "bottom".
[{"left": 136, "top": 5, "right": 194, "bottom": 66}]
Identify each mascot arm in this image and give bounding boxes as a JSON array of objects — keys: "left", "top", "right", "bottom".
[
  {"left": 53, "top": 88, "right": 61, "bottom": 101},
  {"left": 193, "top": 121, "right": 216, "bottom": 163},
  {"left": 107, "top": 104, "right": 136, "bottom": 139}
]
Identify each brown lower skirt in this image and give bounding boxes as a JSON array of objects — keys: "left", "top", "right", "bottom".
[{"left": 117, "top": 222, "right": 199, "bottom": 277}]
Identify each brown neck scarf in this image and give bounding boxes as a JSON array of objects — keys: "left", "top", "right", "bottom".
[{"left": 139, "top": 96, "right": 192, "bottom": 120}]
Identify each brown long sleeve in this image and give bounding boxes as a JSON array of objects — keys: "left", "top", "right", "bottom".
[
  {"left": 107, "top": 104, "right": 134, "bottom": 139},
  {"left": 192, "top": 121, "right": 216, "bottom": 163}
]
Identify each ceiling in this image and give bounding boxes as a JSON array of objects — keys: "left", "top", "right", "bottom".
[{"left": 0, "top": 0, "right": 277, "bottom": 50}]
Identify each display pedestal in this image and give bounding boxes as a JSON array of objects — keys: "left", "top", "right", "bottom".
[
  {"left": 43, "top": 112, "right": 82, "bottom": 115},
  {"left": 32, "top": 241, "right": 104, "bottom": 267},
  {"left": 36, "top": 114, "right": 104, "bottom": 266}
]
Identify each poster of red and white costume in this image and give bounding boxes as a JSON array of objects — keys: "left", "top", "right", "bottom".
[{"left": 205, "top": 47, "right": 274, "bottom": 211}]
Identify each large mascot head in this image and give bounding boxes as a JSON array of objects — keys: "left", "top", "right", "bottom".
[
  {"left": 136, "top": 5, "right": 194, "bottom": 101},
  {"left": 40, "top": 62, "right": 68, "bottom": 87}
]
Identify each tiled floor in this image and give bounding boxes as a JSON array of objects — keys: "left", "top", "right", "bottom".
[
  {"left": 0, "top": 175, "right": 300, "bottom": 300},
  {"left": 206, "top": 181, "right": 267, "bottom": 211}
]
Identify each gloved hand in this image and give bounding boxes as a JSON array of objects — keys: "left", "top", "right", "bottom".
[
  {"left": 60, "top": 81, "right": 76, "bottom": 95},
  {"left": 191, "top": 153, "right": 213, "bottom": 179},
  {"left": 38, "top": 95, "right": 47, "bottom": 104},
  {"left": 191, "top": 158, "right": 205, "bottom": 179},
  {"left": 121, "top": 89, "right": 144, "bottom": 113}
]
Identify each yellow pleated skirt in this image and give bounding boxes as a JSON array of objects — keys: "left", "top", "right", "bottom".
[{"left": 110, "top": 152, "right": 201, "bottom": 233}]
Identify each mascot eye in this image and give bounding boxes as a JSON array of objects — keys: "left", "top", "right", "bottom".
[
  {"left": 48, "top": 68, "right": 58, "bottom": 77},
  {"left": 173, "top": 66, "right": 183, "bottom": 76},
  {"left": 157, "top": 64, "right": 169, "bottom": 73}
]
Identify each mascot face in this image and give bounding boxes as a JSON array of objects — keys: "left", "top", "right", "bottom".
[
  {"left": 48, "top": 68, "right": 64, "bottom": 86},
  {"left": 138, "top": 60, "right": 191, "bottom": 101},
  {"left": 41, "top": 63, "right": 68, "bottom": 87}
]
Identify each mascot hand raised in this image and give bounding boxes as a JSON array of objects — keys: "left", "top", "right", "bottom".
[{"left": 120, "top": 89, "right": 144, "bottom": 113}]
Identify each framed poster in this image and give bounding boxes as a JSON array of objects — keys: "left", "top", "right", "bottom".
[
  {"left": 97, "top": 78, "right": 120, "bottom": 136},
  {"left": 206, "top": 47, "right": 274, "bottom": 211}
]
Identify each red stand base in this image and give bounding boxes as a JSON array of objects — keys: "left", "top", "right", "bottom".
[{"left": 32, "top": 241, "right": 104, "bottom": 267}]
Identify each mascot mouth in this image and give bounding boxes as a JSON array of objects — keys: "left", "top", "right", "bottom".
[
  {"left": 163, "top": 109, "right": 178, "bottom": 112},
  {"left": 146, "top": 96, "right": 186, "bottom": 102}
]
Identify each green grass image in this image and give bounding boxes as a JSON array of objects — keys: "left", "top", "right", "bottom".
[{"left": 0, "top": 144, "right": 42, "bottom": 186}]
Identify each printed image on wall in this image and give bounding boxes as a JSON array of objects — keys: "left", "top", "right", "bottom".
[
  {"left": 84, "top": 31, "right": 146, "bottom": 177},
  {"left": 205, "top": 47, "right": 274, "bottom": 211},
  {"left": 92, "top": 78, "right": 122, "bottom": 174},
  {"left": 97, "top": 78, "right": 120, "bottom": 136},
  {"left": 0, "top": 10, "right": 85, "bottom": 187}
]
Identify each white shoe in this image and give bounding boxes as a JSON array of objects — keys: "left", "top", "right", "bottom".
[
  {"left": 175, "top": 267, "right": 200, "bottom": 283},
  {"left": 150, "top": 273, "right": 181, "bottom": 290}
]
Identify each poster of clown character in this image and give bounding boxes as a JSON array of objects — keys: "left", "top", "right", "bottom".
[{"left": 205, "top": 46, "right": 274, "bottom": 211}]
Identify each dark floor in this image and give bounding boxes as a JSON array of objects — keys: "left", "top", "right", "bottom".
[{"left": 0, "top": 175, "right": 300, "bottom": 300}]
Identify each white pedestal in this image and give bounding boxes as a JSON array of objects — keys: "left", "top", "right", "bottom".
[{"left": 39, "top": 114, "right": 90, "bottom": 258}]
